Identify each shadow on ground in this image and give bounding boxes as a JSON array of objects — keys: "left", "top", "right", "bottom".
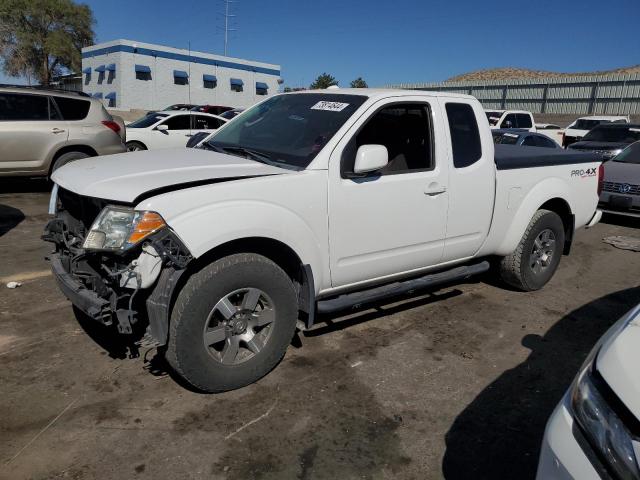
[
  {"left": 0, "top": 177, "right": 51, "bottom": 194},
  {"left": 442, "top": 286, "right": 640, "bottom": 479},
  {"left": 0, "top": 204, "right": 25, "bottom": 236},
  {"left": 601, "top": 212, "right": 640, "bottom": 229}
]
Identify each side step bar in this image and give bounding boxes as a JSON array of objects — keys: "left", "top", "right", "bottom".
[{"left": 317, "top": 261, "right": 490, "bottom": 315}]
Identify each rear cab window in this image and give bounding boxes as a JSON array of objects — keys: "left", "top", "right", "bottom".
[{"left": 445, "top": 103, "right": 482, "bottom": 168}]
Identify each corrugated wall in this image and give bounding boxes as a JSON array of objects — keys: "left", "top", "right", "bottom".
[{"left": 386, "top": 73, "right": 640, "bottom": 115}]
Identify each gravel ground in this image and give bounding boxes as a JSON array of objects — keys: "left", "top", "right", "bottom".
[{"left": 1, "top": 180, "right": 639, "bottom": 480}]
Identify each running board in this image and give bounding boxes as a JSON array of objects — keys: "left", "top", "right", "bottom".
[{"left": 317, "top": 261, "right": 490, "bottom": 315}]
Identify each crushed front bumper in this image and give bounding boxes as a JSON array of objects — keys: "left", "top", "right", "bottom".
[{"left": 50, "top": 252, "right": 113, "bottom": 323}]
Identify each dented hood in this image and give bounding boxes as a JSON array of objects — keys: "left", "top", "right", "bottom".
[{"left": 51, "top": 148, "right": 291, "bottom": 203}]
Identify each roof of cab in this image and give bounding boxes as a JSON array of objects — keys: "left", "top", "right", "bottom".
[{"left": 281, "top": 88, "right": 476, "bottom": 101}]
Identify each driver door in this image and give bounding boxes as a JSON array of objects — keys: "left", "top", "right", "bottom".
[{"left": 328, "top": 98, "right": 449, "bottom": 288}]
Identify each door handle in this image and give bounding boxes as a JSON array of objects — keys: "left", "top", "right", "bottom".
[
  {"left": 185, "top": 134, "right": 193, "bottom": 137},
  {"left": 51, "top": 128, "right": 66, "bottom": 134},
  {"left": 424, "top": 183, "right": 447, "bottom": 196}
]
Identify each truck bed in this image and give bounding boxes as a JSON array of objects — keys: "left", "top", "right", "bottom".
[{"left": 494, "top": 144, "right": 602, "bottom": 170}]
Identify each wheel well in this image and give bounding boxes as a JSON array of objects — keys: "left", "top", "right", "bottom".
[
  {"left": 50, "top": 145, "right": 98, "bottom": 175},
  {"left": 183, "top": 237, "right": 314, "bottom": 324},
  {"left": 539, "top": 198, "right": 574, "bottom": 254},
  {"left": 126, "top": 140, "right": 147, "bottom": 148}
]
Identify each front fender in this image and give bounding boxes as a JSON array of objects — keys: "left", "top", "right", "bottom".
[
  {"left": 495, "top": 177, "right": 573, "bottom": 256},
  {"left": 165, "top": 200, "right": 327, "bottom": 292}
]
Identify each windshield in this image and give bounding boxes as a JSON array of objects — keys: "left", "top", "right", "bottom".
[
  {"left": 613, "top": 141, "right": 640, "bottom": 164},
  {"left": 127, "top": 113, "right": 168, "bottom": 128},
  {"left": 582, "top": 126, "right": 640, "bottom": 143},
  {"left": 485, "top": 112, "right": 502, "bottom": 126},
  {"left": 492, "top": 132, "right": 520, "bottom": 145},
  {"left": 206, "top": 93, "right": 367, "bottom": 169}
]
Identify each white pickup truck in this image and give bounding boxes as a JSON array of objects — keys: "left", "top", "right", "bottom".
[
  {"left": 485, "top": 109, "right": 536, "bottom": 132},
  {"left": 44, "top": 89, "right": 603, "bottom": 392}
]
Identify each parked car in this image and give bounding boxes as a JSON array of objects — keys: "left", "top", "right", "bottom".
[
  {"left": 220, "top": 108, "right": 245, "bottom": 120},
  {"left": 536, "top": 123, "right": 564, "bottom": 145},
  {"left": 536, "top": 303, "right": 640, "bottom": 480},
  {"left": 191, "top": 105, "right": 234, "bottom": 115},
  {"left": 125, "top": 111, "right": 227, "bottom": 151},
  {"left": 145, "top": 104, "right": 198, "bottom": 117},
  {"left": 598, "top": 141, "right": 640, "bottom": 216},
  {"left": 562, "top": 115, "right": 630, "bottom": 148},
  {"left": 485, "top": 109, "right": 536, "bottom": 132},
  {"left": 568, "top": 123, "right": 640, "bottom": 160},
  {"left": 45, "top": 89, "right": 602, "bottom": 392},
  {"left": 0, "top": 86, "right": 126, "bottom": 177},
  {"left": 492, "top": 129, "right": 560, "bottom": 148}
]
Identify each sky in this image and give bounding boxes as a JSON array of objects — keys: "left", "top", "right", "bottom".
[{"left": 2, "top": 0, "right": 640, "bottom": 87}]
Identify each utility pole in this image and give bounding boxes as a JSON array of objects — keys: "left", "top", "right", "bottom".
[{"left": 220, "top": 0, "right": 237, "bottom": 57}]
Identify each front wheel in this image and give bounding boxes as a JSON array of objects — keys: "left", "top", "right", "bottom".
[
  {"left": 166, "top": 253, "right": 298, "bottom": 392},
  {"left": 499, "top": 209, "right": 565, "bottom": 291}
]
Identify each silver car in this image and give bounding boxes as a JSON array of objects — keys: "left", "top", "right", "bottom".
[
  {"left": 599, "top": 141, "right": 640, "bottom": 216},
  {"left": 0, "top": 87, "right": 126, "bottom": 177}
]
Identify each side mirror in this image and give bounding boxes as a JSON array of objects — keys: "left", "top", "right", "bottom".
[
  {"left": 353, "top": 145, "right": 388, "bottom": 174},
  {"left": 156, "top": 124, "right": 169, "bottom": 132}
]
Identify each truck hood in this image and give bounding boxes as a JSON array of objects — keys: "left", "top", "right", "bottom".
[
  {"left": 597, "top": 309, "right": 640, "bottom": 422},
  {"left": 603, "top": 160, "right": 640, "bottom": 185},
  {"left": 51, "top": 148, "right": 292, "bottom": 203}
]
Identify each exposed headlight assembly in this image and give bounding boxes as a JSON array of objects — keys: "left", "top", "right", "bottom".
[
  {"left": 570, "top": 304, "right": 640, "bottom": 480},
  {"left": 82, "top": 206, "right": 167, "bottom": 251},
  {"left": 572, "top": 366, "right": 640, "bottom": 480}
]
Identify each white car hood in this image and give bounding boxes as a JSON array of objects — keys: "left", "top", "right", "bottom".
[
  {"left": 51, "top": 148, "right": 292, "bottom": 203},
  {"left": 597, "top": 311, "right": 640, "bottom": 420}
]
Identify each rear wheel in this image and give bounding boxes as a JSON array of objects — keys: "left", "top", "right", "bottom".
[
  {"left": 499, "top": 209, "right": 565, "bottom": 291},
  {"left": 126, "top": 141, "right": 146, "bottom": 152},
  {"left": 166, "top": 253, "right": 298, "bottom": 392}
]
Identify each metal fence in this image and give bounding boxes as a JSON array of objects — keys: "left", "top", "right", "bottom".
[{"left": 386, "top": 72, "right": 640, "bottom": 115}]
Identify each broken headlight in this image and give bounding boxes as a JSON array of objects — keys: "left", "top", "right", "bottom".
[{"left": 83, "top": 206, "right": 167, "bottom": 251}]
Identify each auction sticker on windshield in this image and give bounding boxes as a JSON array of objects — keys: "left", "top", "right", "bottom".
[{"left": 311, "top": 101, "right": 350, "bottom": 112}]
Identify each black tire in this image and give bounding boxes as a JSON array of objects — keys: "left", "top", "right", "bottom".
[
  {"left": 51, "top": 151, "right": 90, "bottom": 173},
  {"left": 499, "top": 209, "right": 565, "bottom": 291},
  {"left": 166, "top": 253, "right": 298, "bottom": 392},
  {"left": 126, "top": 141, "right": 147, "bottom": 152}
]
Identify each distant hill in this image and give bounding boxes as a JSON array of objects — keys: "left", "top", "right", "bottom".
[{"left": 447, "top": 65, "right": 640, "bottom": 82}]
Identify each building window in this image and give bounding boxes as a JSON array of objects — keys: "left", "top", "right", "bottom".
[
  {"left": 256, "top": 82, "right": 268, "bottom": 95},
  {"left": 174, "top": 70, "right": 189, "bottom": 85},
  {"left": 105, "top": 92, "right": 116, "bottom": 108},
  {"left": 230, "top": 78, "right": 244, "bottom": 92},
  {"left": 203, "top": 74, "right": 217, "bottom": 89},
  {"left": 135, "top": 64, "right": 152, "bottom": 81}
]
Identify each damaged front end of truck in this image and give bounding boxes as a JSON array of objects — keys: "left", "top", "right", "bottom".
[{"left": 42, "top": 187, "right": 192, "bottom": 353}]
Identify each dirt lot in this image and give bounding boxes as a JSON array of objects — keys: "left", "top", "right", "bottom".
[{"left": 1, "top": 180, "right": 639, "bottom": 480}]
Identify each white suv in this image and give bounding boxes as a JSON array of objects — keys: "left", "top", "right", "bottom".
[
  {"left": 0, "top": 87, "right": 126, "bottom": 177},
  {"left": 562, "top": 115, "right": 630, "bottom": 148}
]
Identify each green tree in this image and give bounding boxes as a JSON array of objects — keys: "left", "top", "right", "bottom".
[
  {"left": 0, "top": 0, "right": 95, "bottom": 85},
  {"left": 310, "top": 73, "right": 337, "bottom": 89},
  {"left": 350, "top": 77, "right": 368, "bottom": 88}
]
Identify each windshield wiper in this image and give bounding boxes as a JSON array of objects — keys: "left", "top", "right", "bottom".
[{"left": 221, "top": 146, "right": 272, "bottom": 163}]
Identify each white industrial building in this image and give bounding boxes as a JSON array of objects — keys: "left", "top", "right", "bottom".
[{"left": 81, "top": 39, "right": 282, "bottom": 111}]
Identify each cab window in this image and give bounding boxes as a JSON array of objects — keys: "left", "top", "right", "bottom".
[{"left": 341, "top": 103, "right": 434, "bottom": 177}]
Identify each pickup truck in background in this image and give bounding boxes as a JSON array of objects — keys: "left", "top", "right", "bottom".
[
  {"left": 485, "top": 109, "right": 537, "bottom": 132},
  {"left": 44, "top": 89, "right": 603, "bottom": 392},
  {"left": 562, "top": 115, "right": 630, "bottom": 148}
]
